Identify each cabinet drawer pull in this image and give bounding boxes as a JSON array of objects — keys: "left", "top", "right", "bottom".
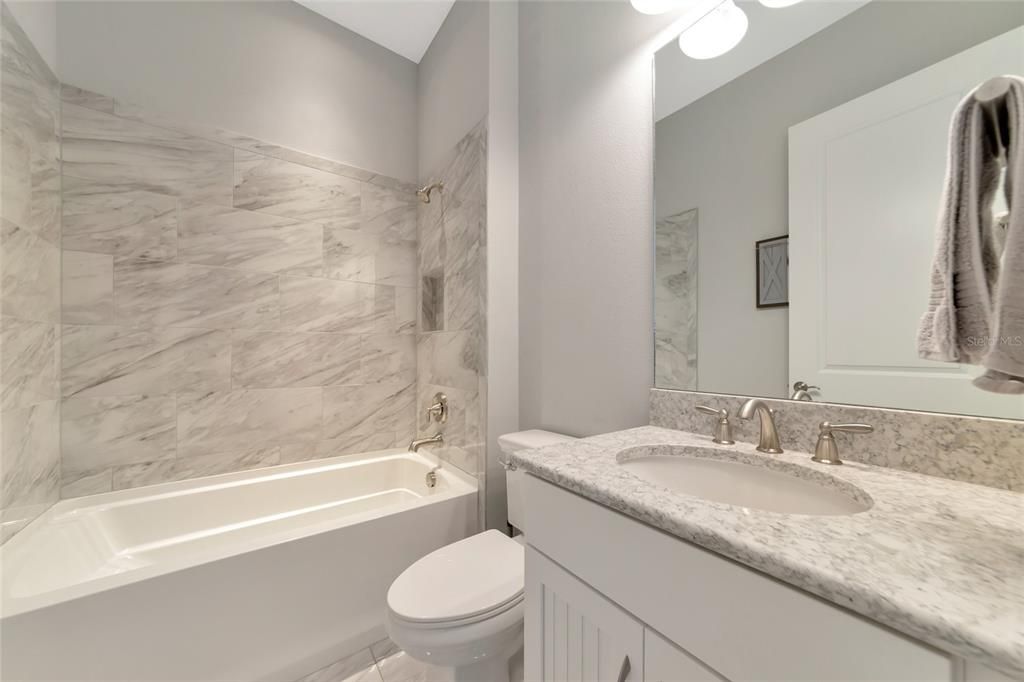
[{"left": 617, "top": 655, "right": 631, "bottom": 682}]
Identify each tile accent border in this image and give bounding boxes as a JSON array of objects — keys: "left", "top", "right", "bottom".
[{"left": 650, "top": 388, "right": 1024, "bottom": 492}]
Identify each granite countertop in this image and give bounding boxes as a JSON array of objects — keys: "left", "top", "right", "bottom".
[{"left": 509, "top": 426, "right": 1024, "bottom": 676}]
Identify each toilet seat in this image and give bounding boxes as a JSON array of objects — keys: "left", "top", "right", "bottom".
[
  {"left": 387, "top": 530, "right": 524, "bottom": 627},
  {"left": 390, "top": 592, "right": 524, "bottom": 629},
  {"left": 386, "top": 595, "right": 524, "bottom": 671}
]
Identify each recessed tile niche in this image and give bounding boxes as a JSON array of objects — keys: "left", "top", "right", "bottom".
[{"left": 422, "top": 274, "right": 444, "bottom": 332}]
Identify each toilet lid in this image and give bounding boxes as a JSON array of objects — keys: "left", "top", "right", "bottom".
[{"left": 387, "top": 530, "right": 524, "bottom": 624}]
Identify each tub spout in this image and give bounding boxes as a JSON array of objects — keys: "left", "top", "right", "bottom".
[{"left": 409, "top": 433, "right": 444, "bottom": 452}]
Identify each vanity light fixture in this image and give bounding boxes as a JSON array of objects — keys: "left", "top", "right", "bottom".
[
  {"left": 634, "top": 0, "right": 803, "bottom": 61},
  {"left": 678, "top": 0, "right": 748, "bottom": 60},
  {"left": 629, "top": 0, "right": 686, "bottom": 15}
]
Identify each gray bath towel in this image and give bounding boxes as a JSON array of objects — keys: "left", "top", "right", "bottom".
[{"left": 918, "top": 75, "right": 1024, "bottom": 394}]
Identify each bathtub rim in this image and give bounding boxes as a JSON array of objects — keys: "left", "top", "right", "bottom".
[{"left": 0, "top": 447, "right": 477, "bottom": 619}]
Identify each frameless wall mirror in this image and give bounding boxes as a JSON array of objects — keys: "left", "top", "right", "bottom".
[{"left": 654, "top": 0, "right": 1024, "bottom": 419}]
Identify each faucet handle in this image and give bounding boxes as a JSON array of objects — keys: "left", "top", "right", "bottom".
[
  {"left": 826, "top": 422, "right": 873, "bottom": 434},
  {"left": 425, "top": 392, "right": 448, "bottom": 424},
  {"left": 695, "top": 405, "right": 735, "bottom": 445},
  {"left": 812, "top": 421, "right": 873, "bottom": 465}
]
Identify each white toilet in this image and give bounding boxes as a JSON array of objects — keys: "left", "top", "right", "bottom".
[{"left": 385, "top": 430, "right": 576, "bottom": 682}]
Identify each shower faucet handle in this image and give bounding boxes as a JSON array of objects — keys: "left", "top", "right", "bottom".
[{"left": 426, "top": 393, "right": 448, "bottom": 424}]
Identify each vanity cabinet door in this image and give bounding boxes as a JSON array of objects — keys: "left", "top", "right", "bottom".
[
  {"left": 525, "top": 546, "right": 644, "bottom": 682},
  {"left": 644, "top": 629, "right": 726, "bottom": 682}
]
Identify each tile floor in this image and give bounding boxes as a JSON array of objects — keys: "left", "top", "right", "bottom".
[{"left": 293, "top": 638, "right": 449, "bottom": 682}]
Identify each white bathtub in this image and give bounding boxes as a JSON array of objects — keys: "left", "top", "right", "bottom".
[{"left": 0, "top": 449, "right": 478, "bottom": 681}]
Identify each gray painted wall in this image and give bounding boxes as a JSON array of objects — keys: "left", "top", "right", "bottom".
[
  {"left": 5, "top": 0, "right": 56, "bottom": 71},
  {"left": 655, "top": 1, "right": 1024, "bottom": 399},
  {"left": 519, "top": 1, "right": 683, "bottom": 437},
  {"left": 486, "top": 1, "right": 519, "bottom": 531},
  {"left": 56, "top": 1, "right": 419, "bottom": 182},
  {"left": 417, "top": 0, "right": 489, "bottom": 180}
]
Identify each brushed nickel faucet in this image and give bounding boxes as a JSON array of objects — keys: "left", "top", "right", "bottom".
[
  {"left": 695, "top": 405, "right": 734, "bottom": 444},
  {"left": 811, "top": 421, "right": 873, "bottom": 465},
  {"left": 425, "top": 392, "right": 448, "bottom": 424},
  {"left": 409, "top": 433, "right": 444, "bottom": 452},
  {"left": 738, "top": 398, "right": 783, "bottom": 454},
  {"left": 789, "top": 381, "right": 819, "bottom": 401}
]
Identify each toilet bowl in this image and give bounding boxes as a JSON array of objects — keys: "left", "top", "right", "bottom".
[
  {"left": 385, "top": 430, "right": 575, "bottom": 682},
  {"left": 386, "top": 530, "right": 525, "bottom": 681}
]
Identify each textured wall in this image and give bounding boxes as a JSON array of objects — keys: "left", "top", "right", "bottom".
[
  {"left": 484, "top": 0, "right": 519, "bottom": 531},
  {"left": 415, "top": 121, "right": 488, "bottom": 512},
  {"left": 518, "top": 2, "right": 682, "bottom": 437},
  {"left": 417, "top": 0, "right": 489, "bottom": 182},
  {"left": 0, "top": 3, "right": 62, "bottom": 541},
  {"left": 58, "top": 85, "right": 419, "bottom": 497}
]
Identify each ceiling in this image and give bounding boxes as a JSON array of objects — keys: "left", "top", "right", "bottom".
[
  {"left": 295, "top": 0, "right": 455, "bottom": 63},
  {"left": 656, "top": 0, "right": 870, "bottom": 120}
]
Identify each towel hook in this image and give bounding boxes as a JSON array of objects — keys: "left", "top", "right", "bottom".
[
  {"left": 975, "top": 76, "right": 1013, "bottom": 156},
  {"left": 975, "top": 76, "right": 1012, "bottom": 103}
]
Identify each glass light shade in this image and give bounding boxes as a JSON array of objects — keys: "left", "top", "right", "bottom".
[
  {"left": 678, "top": 0, "right": 748, "bottom": 60},
  {"left": 758, "top": 0, "right": 804, "bottom": 7},
  {"left": 630, "top": 0, "right": 685, "bottom": 15}
]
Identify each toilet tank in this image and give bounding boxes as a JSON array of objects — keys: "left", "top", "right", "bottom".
[{"left": 498, "top": 430, "right": 576, "bottom": 533}]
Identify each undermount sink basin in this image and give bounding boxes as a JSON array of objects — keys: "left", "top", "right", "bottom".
[{"left": 617, "top": 446, "right": 871, "bottom": 516}]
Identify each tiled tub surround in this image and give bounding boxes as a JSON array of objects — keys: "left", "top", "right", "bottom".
[
  {"left": 0, "top": 5, "right": 62, "bottom": 541},
  {"left": 651, "top": 388, "right": 1024, "bottom": 491},
  {"left": 58, "top": 84, "right": 420, "bottom": 497},
  {"left": 509, "top": 426, "right": 1024, "bottom": 676},
  {"left": 415, "top": 121, "right": 488, "bottom": 497}
]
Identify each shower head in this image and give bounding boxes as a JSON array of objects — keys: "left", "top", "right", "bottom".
[{"left": 416, "top": 182, "right": 443, "bottom": 204}]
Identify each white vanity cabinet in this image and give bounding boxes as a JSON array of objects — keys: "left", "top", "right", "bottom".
[
  {"left": 525, "top": 547, "right": 723, "bottom": 682},
  {"left": 521, "top": 474, "right": 1014, "bottom": 682},
  {"left": 525, "top": 547, "right": 643, "bottom": 681},
  {"left": 643, "top": 629, "right": 722, "bottom": 682}
]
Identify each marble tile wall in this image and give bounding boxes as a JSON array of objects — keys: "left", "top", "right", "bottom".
[
  {"left": 58, "top": 83, "right": 421, "bottom": 497},
  {"left": 650, "top": 388, "right": 1024, "bottom": 491},
  {"left": 415, "top": 121, "right": 487, "bottom": 518},
  {"left": 0, "top": 4, "right": 62, "bottom": 542},
  {"left": 655, "top": 209, "right": 698, "bottom": 390}
]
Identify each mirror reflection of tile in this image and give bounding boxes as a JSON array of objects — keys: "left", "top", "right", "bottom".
[{"left": 655, "top": 209, "right": 698, "bottom": 390}]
